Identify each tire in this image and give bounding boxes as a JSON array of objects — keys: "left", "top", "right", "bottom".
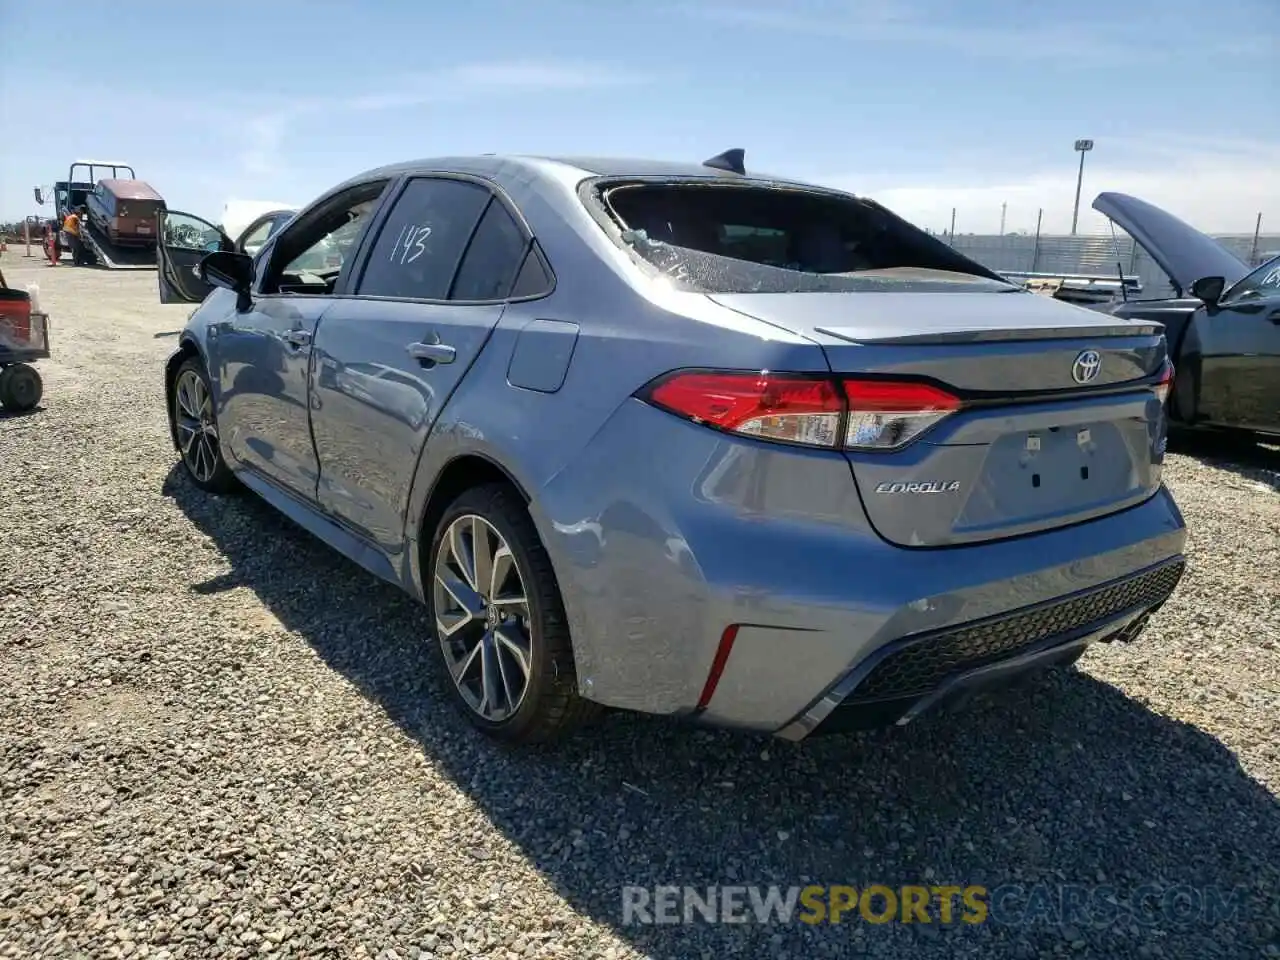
[
  {"left": 172, "top": 357, "right": 238, "bottom": 493},
  {"left": 0, "top": 363, "right": 43, "bottom": 412},
  {"left": 427, "top": 483, "right": 600, "bottom": 743}
]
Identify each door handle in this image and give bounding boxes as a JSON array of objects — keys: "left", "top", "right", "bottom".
[
  {"left": 407, "top": 341, "right": 456, "bottom": 364},
  {"left": 1267, "top": 309, "right": 1280, "bottom": 324},
  {"left": 283, "top": 329, "right": 312, "bottom": 346}
]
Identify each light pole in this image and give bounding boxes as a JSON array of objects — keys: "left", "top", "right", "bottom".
[{"left": 1070, "top": 138, "right": 1094, "bottom": 235}]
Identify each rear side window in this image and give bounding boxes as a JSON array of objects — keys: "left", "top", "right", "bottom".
[
  {"left": 510, "top": 243, "right": 553, "bottom": 298},
  {"left": 449, "top": 199, "right": 528, "bottom": 301},
  {"left": 597, "top": 182, "right": 1011, "bottom": 295},
  {"left": 358, "top": 178, "right": 491, "bottom": 300}
]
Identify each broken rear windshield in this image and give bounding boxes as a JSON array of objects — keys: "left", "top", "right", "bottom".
[{"left": 594, "top": 181, "right": 1015, "bottom": 294}]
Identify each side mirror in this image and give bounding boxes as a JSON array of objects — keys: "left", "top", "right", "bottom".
[
  {"left": 198, "top": 250, "right": 254, "bottom": 295},
  {"left": 1190, "top": 275, "right": 1225, "bottom": 305},
  {"left": 33, "top": 187, "right": 44, "bottom": 205}
]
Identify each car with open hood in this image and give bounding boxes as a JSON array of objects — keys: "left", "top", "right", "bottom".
[
  {"left": 1094, "top": 192, "right": 1280, "bottom": 441},
  {"left": 159, "top": 151, "right": 1187, "bottom": 745}
]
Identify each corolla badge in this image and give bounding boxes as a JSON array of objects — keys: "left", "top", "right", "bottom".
[
  {"left": 1072, "top": 349, "right": 1102, "bottom": 384},
  {"left": 875, "top": 481, "right": 961, "bottom": 494}
]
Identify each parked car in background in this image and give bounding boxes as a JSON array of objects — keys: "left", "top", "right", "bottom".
[
  {"left": 160, "top": 152, "right": 1187, "bottom": 745},
  {"left": 1094, "top": 192, "right": 1280, "bottom": 441},
  {"left": 219, "top": 200, "right": 297, "bottom": 258}
]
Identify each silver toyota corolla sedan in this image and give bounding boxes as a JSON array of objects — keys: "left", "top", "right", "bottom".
[{"left": 161, "top": 150, "right": 1188, "bottom": 744}]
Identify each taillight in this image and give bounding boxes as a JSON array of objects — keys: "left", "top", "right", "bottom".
[
  {"left": 842, "top": 379, "right": 961, "bottom": 450},
  {"left": 641, "top": 370, "right": 961, "bottom": 451},
  {"left": 1154, "top": 364, "right": 1174, "bottom": 405}
]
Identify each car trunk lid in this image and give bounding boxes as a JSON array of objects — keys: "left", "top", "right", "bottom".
[{"left": 709, "top": 289, "right": 1170, "bottom": 547}]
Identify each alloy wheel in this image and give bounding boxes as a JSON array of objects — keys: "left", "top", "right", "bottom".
[
  {"left": 433, "top": 514, "right": 534, "bottom": 723},
  {"left": 175, "top": 369, "right": 220, "bottom": 484}
]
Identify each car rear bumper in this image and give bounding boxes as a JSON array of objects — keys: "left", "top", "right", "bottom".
[{"left": 773, "top": 556, "right": 1183, "bottom": 740}]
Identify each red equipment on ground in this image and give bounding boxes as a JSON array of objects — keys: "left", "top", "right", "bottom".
[{"left": 0, "top": 267, "right": 49, "bottom": 412}]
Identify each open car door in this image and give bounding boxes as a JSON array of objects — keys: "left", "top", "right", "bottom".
[{"left": 157, "top": 210, "right": 232, "bottom": 304}]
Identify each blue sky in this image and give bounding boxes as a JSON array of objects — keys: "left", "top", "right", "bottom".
[{"left": 2, "top": 0, "right": 1277, "bottom": 234}]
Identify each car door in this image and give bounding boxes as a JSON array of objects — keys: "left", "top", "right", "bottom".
[
  {"left": 157, "top": 210, "right": 232, "bottom": 303},
  {"left": 308, "top": 176, "right": 530, "bottom": 550},
  {"left": 212, "top": 179, "right": 391, "bottom": 501},
  {"left": 1196, "top": 256, "right": 1280, "bottom": 434}
]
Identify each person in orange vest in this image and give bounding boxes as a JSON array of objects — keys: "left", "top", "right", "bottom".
[{"left": 62, "top": 207, "right": 92, "bottom": 266}]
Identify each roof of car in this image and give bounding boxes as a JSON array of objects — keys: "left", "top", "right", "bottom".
[
  {"left": 349, "top": 154, "right": 826, "bottom": 191},
  {"left": 523, "top": 155, "right": 809, "bottom": 181},
  {"left": 97, "top": 179, "right": 164, "bottom": 201}
]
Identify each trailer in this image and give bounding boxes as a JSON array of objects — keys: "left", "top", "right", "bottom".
[{"left": 34, "top": 160, "right": 162, "bottom": 270}]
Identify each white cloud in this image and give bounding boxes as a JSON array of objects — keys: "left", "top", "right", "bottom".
[
  {"left": 825, "top": 140, "right": 1280, "bottom": 236},
  {"left": 235, "top": 60, "right": 649, "bottom": 179},
  {"left": 338, "top": 61, "right": 647, "bottom": 113},
  {"left": 673, "top": 1, "right": 1273, "bottom": 61}
]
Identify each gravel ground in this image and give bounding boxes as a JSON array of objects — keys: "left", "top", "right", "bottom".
[{"left": 1, "top": 254, "right": 1277, "bottom": 960}]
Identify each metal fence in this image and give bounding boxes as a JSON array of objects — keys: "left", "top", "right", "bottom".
[{"left": 941, "top": 232, "right": 1280, "bottom": 299}]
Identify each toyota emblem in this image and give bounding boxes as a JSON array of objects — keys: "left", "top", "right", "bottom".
[{"left": 1072, "top": 349, "right": 1102, "bottom": 384}]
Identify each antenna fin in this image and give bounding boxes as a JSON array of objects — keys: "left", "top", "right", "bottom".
[{"left": 702, "top": 148, "right": 746, "bottom": 175}]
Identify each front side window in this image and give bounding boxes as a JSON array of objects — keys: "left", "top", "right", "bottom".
[
  {"left": 357, "top": 178, "right": 492, "bottom": 300},
  {"left": 1222, "top": 256, "right": 1280, "bottom": 305},
  {"left": 593, "top": 181, "right": 1014, "bottom": 295},
  {"left": 262, "top": 180, "right": 388, "bottom": 295},
  {"left": 281, "top": 209, "right": 369, "bottom": 278}
]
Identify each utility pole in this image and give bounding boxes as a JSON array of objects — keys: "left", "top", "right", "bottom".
[
  {"left": 949, "top": 208, "right": 956, "bottom": 244},
  {"left": 1000, "top": 202, "right": 1007, "bottom": 234},
  {"left": 1031, "top": 208, "right": 1043, "bottom": 272},
  {"left": 1071, "top": 139, "right": 1094, "bottom": 235}
]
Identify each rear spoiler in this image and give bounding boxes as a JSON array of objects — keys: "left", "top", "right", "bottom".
[{"left": 814, "top": 320, "right": 1164, "bottom": 345}]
